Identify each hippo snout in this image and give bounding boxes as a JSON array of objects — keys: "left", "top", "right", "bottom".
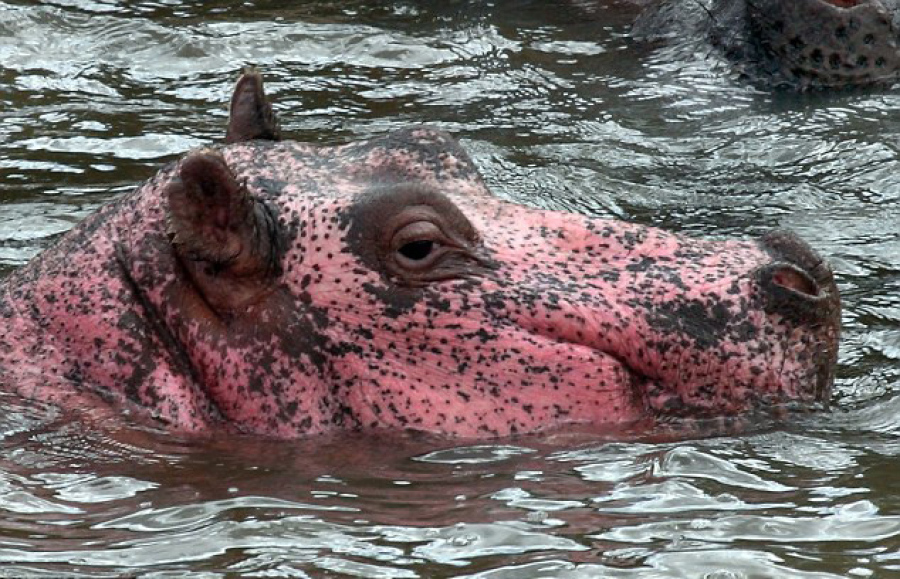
[{"left": 753, "top": 230, "right": 842, "bottom": 404}]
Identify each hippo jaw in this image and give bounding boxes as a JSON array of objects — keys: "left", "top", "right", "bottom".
[{"left": 745, "top": 0, "right": 900, "bottom": 88}]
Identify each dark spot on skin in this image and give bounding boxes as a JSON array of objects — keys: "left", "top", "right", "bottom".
[
  {"left": 647, "top": 299, "right": 733, "bottom": 350},
  {"left": 251, "top": 177, "right": 288, "bottom": 198},
  {"left": 362, "top": 282, "right": 421, "bottom": 318},
  {"left": 626, "top": 257, "right": 657, "bottom": 272},
  {"left": 63, "top": 364, "right": 84, "bottom": 387},
  {"left": 810, "top": 49, "right": 824, "bottom": 67}
]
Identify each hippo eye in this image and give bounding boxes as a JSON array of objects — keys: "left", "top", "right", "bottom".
[
  {"left": 398, "top": 239, "right": 435, "bottom": 261},
  {"left": 380, "top": 200, "right": 490, "bottom": 285}
]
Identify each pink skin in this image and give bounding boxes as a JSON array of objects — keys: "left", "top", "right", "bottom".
[{"left": 0, "top": 74, "right": 841, "bottom": 438}]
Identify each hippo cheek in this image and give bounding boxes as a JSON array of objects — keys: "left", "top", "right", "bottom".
[
  {"left": 327, "top": 305, "right": 648, "bottom": 437},
  {"left": 321, "top": 280, "right": 784, "bottom": 436}
]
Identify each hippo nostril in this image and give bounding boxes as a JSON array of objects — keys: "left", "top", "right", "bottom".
[
  {"left": 771, "top": 265, "right": 820, "bottom": 298},
  {"left": 758, "top": 230, "right": 834, "bottom": 288},
  {"left": 757, "top": 262, "right": 835, "bottom": 326},
  {"left": 757, "top": 230, "right": 841, "bottom": 325}
]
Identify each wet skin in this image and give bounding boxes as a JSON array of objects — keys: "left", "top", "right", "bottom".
[
  {"left": 630, "top": 0, "right": 900, "bottom": 89},
  {"left": 0, "top": 70, "right": 841, "bottom": 438}
]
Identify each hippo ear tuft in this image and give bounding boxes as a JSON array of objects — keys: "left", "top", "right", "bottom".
[{"left": 225, "top": 68, "right": 281, "bottom": 144}]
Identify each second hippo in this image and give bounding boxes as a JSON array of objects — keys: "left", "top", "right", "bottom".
[{"left": 630, "top": 0, "right": 900, "bottom": 89}]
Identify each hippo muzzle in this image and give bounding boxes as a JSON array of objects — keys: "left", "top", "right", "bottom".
[{"left": 0, "top": 70, "right": 842, "bottom": 438}]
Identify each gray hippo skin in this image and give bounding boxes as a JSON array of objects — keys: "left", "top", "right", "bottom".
[
  {"left": 631, "top": 0, "right": 900, "bottom": 89},
  {"left": 0, "top": 70, "right": 841, "bottom": 438}
]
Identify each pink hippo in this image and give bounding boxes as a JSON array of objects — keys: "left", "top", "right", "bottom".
[{"left": 0, "top": 70, "right": 841, "bottom": 438}]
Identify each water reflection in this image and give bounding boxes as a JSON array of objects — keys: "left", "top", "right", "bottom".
[{"left": 1, "top": 423, "right": 897, "bottom": 576}]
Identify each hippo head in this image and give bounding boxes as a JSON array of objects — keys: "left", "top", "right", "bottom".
[
  {"left": 744, "top": 0, "right": 900, "bottom": 87},
  {"left": 12, "top": 70, "right": 838, "bottom": 438},
  {"left": 86, "top": 70, "right": 836, "bottom": 438}
]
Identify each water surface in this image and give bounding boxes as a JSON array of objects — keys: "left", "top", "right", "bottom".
[{"left": 1, "top": 0, "right": 899, "bottom": 576}]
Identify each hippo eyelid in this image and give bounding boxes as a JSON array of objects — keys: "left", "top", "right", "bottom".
[
  {"left": 392, "top": 220, "right": 441, "bottom": 249},
  {"left": 390, "top": 218, "right": 449, "bottom": 248},
  {"left": 391, "top": 221, "right": 446, "bottom": 271}
]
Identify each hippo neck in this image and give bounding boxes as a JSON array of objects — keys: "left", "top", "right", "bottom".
[{"left": 0, "top": 192, "right": 225, "bottom": 430}]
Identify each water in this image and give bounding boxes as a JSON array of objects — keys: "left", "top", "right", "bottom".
[{"left": 1, "top": 0, "right": 899, "bottom": 576}]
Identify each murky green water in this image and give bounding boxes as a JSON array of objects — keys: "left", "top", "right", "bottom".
[{"left": 1, "top": 0, "right": 899, "bottom": 576}]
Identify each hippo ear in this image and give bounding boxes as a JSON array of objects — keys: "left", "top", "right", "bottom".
[
  {"left": 165, "top": 150, "right": 282, "bottom": 311},
  {"left": 224, "top": 68, "right": 281, "bottom": 144}
]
